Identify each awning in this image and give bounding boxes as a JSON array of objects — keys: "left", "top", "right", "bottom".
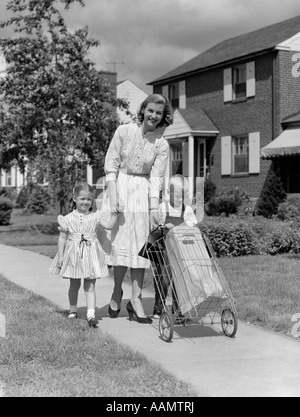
[{"left": 261, "top": 128, "right": 300, "bottom": 159}]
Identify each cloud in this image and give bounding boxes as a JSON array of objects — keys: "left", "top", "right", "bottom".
[{"left": 1, "top": 0, "right": 300, "bottom": 93}]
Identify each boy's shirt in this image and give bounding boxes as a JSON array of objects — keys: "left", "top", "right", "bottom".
[{"left": 158, "top": 201, "right": 198, "bottom": 227}]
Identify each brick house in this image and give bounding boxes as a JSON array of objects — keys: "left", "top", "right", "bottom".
[{"left": 148, "top": 15, "right": 300, "bottom": 198}]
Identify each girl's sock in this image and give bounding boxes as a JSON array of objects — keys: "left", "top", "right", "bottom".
[
  {"left": 70, "top": 305, "right": 77, "bottom": 314},
  {"left": 87, "top": 309, "right": 95, "bottom": 320}
]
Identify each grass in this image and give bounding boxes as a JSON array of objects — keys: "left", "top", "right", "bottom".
[{"left": 0, "top": 275, "right": 197, "bottom": 397}]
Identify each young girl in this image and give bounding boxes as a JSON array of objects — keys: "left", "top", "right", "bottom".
[{"left": 49, "top": 181, "right": 120, "bottom": 328}]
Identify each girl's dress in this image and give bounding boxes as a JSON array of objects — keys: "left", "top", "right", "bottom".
[
  {"left": 49, "top": 210, "right": 111, "bottom": 279},
  {"left": 103, "top": 123, "right": 169, "bottom": 269}
]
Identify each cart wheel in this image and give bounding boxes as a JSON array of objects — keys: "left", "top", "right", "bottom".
[
  {"left": 159, "top": 311, "right": 174, "bottom": 343},
  {"left": 221, "top": 308, "right": 238, "bottom": 338}
]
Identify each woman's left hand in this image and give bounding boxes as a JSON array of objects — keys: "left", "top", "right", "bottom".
[{"left": 150, "top": 210, "right": 160, "bottom": 231}]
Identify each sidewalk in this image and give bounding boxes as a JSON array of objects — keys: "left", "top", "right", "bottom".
[{"left": 0, "top": 243, "right": 300, "bottom": 397}]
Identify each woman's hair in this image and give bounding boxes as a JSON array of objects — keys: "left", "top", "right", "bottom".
[
  {"left": 70, "top": 181, "right": 94, "bottom": 212},
  {"left": 137, "top": 94, "right": 173, "bottom": 128}
]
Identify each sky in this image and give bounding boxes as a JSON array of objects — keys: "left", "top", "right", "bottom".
[{"left": 1, "top": 0, "right": 300, "bottom": 94}]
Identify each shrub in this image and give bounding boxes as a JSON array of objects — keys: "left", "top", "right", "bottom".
[
  {"left": 256, "top": 167, "right": 287, "bottom": 218},
  {"left": 206, "top": 186, "right": 249, "bottom": 217},
  {"left": 277, "top": 195, "right": 300, "bottom": 221},
  {"left": 15, "top": 187, "right": 28, "bottom": 208},
  {"left": 204, "top": 178, "right": 217, "bottom": 203},
  {"left": 17, "top": 184, "right": 50, "bottom": 214},
  {"left": 0, "top": 187, "right": 18, "bottom": 202},
  {"left": 199, "top": 221, "right": 260, "bottom": 257},
  {"left": 35, "top": 222, "right": 60, "bottom": 235},
  {"left": 0, "top": 196, "right": 15, "bottom": 226}
]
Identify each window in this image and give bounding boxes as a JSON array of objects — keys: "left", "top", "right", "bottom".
[
  {"left": 232, "top": 135, "right": 249, "bottom": 174},
  {"left": 170, "top": 143, "right": 182, "bottom": 175},
  {"left": 224, "top": 62, "right": 255, "bottom": 102},
  {"left": 233, "top": 64, "right": 246, "bottom": 99},
  {"left": 169, "top": 82, "right": 179, "bottom": 109},
  {"left": 5, "top": 169, "right": 12, "bottom": 186}
]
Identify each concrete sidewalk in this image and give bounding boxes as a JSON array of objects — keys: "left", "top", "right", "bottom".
[{"left": 0, "top": 243, "right": 300, "bottom": 397}]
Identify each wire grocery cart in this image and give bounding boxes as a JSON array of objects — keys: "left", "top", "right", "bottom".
[{"left": 140, "top": 224, "right": 238, "bottom": 342}]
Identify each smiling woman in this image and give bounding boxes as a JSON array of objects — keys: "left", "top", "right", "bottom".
[{"left": 102, "top": 94, "right": 173, "bottom": 323}]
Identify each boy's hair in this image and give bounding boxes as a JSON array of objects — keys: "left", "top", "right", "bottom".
[
  {"left": 169, "top": 175, "right": 189, "bottom": 195},
  {"left": 137, "top": 94, "right": 173, "bottom": 128},
  {"left": 169, "top": 175, "right": 190, "bottom": 207},
  {"left": 71, "top": 181, "right": 94, "bottom": 212}
]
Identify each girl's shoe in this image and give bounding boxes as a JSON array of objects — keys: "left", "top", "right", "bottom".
[
  {"left": 68, "top": 312, "right": 78, "bottom": 319},
  {"left": 87, "top": 317, "right": 99, "bottom": 328},
  {"left": 126, "top": 301, "right": 153, "bottom": 324},
  {"left": 108, "top": 289, "right": 123, "bottom": 318}
]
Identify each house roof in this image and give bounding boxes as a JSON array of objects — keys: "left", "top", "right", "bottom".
[
  {"left": 163, "top": 108, "right": 218, "bottom": 139},
  {"left": 282, "top": 111, "right": 300, "bottom": 125},
  {"left": 149, "top": 15, "right": 300, "bottom": 84},
  {"left": 178, "top": 108, "right": 218, "bottom": 132}
]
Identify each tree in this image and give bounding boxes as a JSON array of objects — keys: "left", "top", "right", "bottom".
[
  {"left": 256, "top": 165, "right": 287, "bottom": 218},
  {"left": 0, "top": 0, "right": 128, "bottom": 204}
]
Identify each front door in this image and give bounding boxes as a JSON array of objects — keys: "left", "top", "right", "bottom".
[{"left": 196, "top": 139, "right": 206, "bottom": 178}]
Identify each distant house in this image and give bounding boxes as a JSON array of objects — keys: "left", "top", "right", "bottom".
[
  {"left": 117, "top": 79, "right": 148, "bottom": 123},
  {"left": 148, "top": 15, "right": 300, "bottom": 197}
]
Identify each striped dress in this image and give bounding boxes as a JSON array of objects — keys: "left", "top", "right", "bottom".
[{"left": 49, "top": 210, "right": 111, "bottom": 279}]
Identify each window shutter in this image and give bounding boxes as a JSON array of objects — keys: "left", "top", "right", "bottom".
[
  {"left": 224, "top": 68, "right": 232, "bottom": 102},
  {"left": 246, "top": 61, "right": 256, "bottom": 97},
  {"left": 249, "top": 132, "right": 260, "bottom": 174},
  {"left": 179, "top": 80, "right": 186, "bottom": 109},
  {"left": 221, "top": 136, "right": 232, "bottom": 175},
  {"left": 162, "top": 85, "right": 169, "bottom": 100}
]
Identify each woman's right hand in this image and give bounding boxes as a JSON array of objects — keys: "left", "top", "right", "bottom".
[
  {"left": 107, "top": 180, "right": 119, "bottom": 214},
  {"left": 57, "top": 255, "right": 64, "bottom": 269}
]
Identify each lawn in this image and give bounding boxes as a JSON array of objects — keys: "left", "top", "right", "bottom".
[{"left": 0, "top": 274, "right": 197, "bottom": 397}]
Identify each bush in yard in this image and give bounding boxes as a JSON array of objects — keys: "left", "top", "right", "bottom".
[
  {"left": 0, "top": 196, "right": 15, "bottom": 225},
  {"left": 17, "top": 184, "right": 50, "bottom": 214},
  {"left": 0, "top": 187, "right": 18, "bottom": 202},
  {"left": 256, "top": 167, "right": 287, "bottom": 218},
  {"left": 199, "top": 221, "right": 260, "bottom": 257},
  {"left": 277, "top": 195, "right": 300, "bottom": 221},
  {"left": 206, "top": 186, "right": 249, "bottom": 217},
  {"left": 204, "top": 178, "right": 217, "bottom": 203},
  {"left": 15, "top": 187, "right": 28, "bottom": 209},
  {"left": 35, "top": 222, "right": 60, "bottom": 235}
]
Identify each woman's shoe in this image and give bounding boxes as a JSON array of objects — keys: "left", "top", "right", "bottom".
[
  {"left": 108, "top": 289, "right": 123, "bottom": 318},
  {"left": 126, "top": 301, "right": 153, "bottom": 324},
  {"left": 87, "top": 317, "right": 99, "bottom": 328}
]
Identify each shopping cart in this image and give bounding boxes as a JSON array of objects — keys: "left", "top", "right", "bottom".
[{"left": 139, "top": 224, "right": 238, "bottom": 342}]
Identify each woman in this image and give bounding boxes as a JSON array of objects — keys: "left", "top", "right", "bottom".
[{"left": 104, "top": 94, "right": 173, "bottom": 324}]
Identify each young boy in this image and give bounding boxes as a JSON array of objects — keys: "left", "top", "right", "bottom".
[{"left": 153, "top": 175, "right": 198, "bottom": 319}]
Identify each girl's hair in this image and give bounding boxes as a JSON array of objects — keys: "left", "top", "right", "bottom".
[
  {"left": 70, "top": 181, "right": 94, "bottom": 212},
  {"left": 137, "top": 94, "right": 173, "bottom": 128}
]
